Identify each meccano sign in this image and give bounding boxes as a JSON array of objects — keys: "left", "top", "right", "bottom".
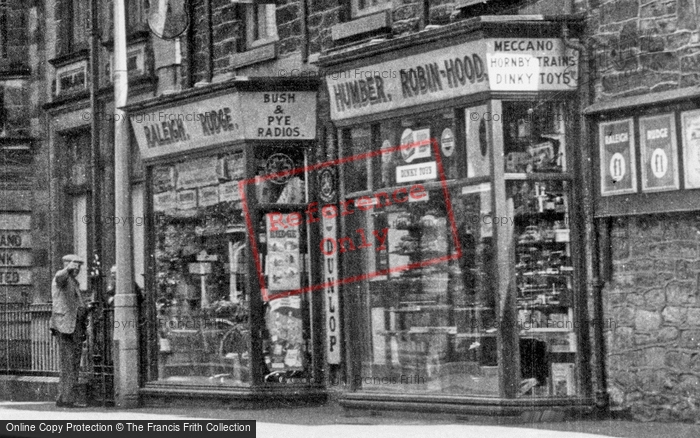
[
  {"left": 131, "top": 91, "right": 317, "bottom": 160},
  {"left": 326, "top": 38, "right": 578, "bottom": 121}
]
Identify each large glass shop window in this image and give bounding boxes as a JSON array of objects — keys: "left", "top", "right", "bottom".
[
  {"left": 346, "top": 186, "right": 498, "bottom": 395},
  {"left": 343, "top": 112, "right": 498, "bottom": 395},
  {"left": 502, "top": 101, "right": 578, "bottom": 398},
  {"left": 152, "top": 152, "right": 251, "bottom": 386}
]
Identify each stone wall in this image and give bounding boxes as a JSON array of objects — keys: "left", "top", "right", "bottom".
[
  {"left": 588, "top": 0, "right": 700, "bottom": 101},
  {"left": 605, "top": 213, "right": 700, "bottom": 421}
]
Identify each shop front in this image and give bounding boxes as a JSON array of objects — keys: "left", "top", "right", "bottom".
[
  {"left": 319, "top": 19, "right": 594, "bottom": 417},
  {"left": 126, "top": 78, "right": 325, "bottom": 402}
]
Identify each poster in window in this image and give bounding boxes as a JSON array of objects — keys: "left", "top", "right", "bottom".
[
  {"left": 640, "top": 114, "right": 679, "bottom": 192},
  {"left": 682, "top": 109, "right": 700, "bottom": 189},
  {"left": 266, "top": 213, "right": 301, "bottom": 294},
  {"left": 599, "top": 119, "right": 636, "bottom": 196}
]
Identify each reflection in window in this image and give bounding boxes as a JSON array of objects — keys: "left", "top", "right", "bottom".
[
  {"left": 347, "top": 185, "right": 499, "bottom": 395},
  {"left": 152, "top": 154, "right": 251, "bottom": 386}
]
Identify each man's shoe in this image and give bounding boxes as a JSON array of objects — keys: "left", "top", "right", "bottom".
[{"left": 55, "top": 400, "right": 73, "bottom": 408}]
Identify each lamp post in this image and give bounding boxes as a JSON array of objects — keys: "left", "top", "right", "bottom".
[{"left": 113, "top": 0, "right": 138, "bottom": 408}]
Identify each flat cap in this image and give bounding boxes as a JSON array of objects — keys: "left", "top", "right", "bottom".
[{"left": 62, "top": 254, "right": 84, "bottom": 264}]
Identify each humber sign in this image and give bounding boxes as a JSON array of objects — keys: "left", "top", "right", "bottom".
[{"left": 326, "top": 39, "right": 579, "bottom": 121}]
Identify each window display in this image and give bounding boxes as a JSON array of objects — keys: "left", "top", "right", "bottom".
[
  {"left": 347, "top": 186, "right": 498, "bottom": 395},
  {"left": 503, "top": 100, "right": 578, "bottom": 398}
]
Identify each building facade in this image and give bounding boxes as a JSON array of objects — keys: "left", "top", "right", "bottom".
[{"left": 2, "top": 0, "right": 700, "bottom": 423}]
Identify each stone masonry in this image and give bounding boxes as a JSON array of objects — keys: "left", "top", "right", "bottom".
[
  {"left": 587, "top": 0, "right": 700, "bottom": 422},
  {"left": 604, "top": 214, "right": 700, "bottom": 421}
]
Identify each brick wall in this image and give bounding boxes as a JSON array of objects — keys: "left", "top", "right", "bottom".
[{"left": 605, "top": 213, "right": 700, "bottom": 421}]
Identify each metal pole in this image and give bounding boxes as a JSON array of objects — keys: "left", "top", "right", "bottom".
[{"left": 113, "top": 0, "right": 138, "bottom": 408}]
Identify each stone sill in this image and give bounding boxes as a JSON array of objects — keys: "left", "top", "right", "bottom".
[
  {"left": 48, "top": 48, "right": 89, "bottom": 69},
  {"left": 229, "top": 42, "right": 277, "bottom": 70},
  {"left": 331, "top": 11, "right": 391, "bottom": 42}
]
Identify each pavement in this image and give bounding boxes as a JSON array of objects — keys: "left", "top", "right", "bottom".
[{"left": 0, "top": 401, "right": 699, "bottom": 438}]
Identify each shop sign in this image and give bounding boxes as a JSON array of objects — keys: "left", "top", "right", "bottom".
[
  {"left": 0, "top": 269, "right": 32, "bottom": 285},
  {"left": 318, "top": 168, "right": 337, "bottom": 203},
  {"left": 198, "top": 185, "right": 220, "bottom": 207},
  {"left": 640, "top": 114, "right": 679, "bottom": 192},
  {"left": 0, "top": 214, "right": 32, "bottom": 286},
  {"left": 441, "top": 128, "right": 455, "bottom": 157},
  {"left": 396, "top": 161, "right": 437, "bottom": 183},
  {"left": 327, "top": 39, "right": 577, "bottom": 121},
  {"left": 131, "top": 91, "right": 317, "bottom": 161},
  {"left": 219, "top": 180, "right": 242, "bottom": 202},
  {"left": 240, "top": 92, "right": 317, "bottom": 140},
  {"left": 322, "top": 213, "right": 341, "bottom": 364},
  {"left": 0, "top": 231, "right": 31, "bottom": 248},
  {"left": 682, "top": 109, "right": 700, "bottom": 189},
  {"left": 0, "top": 250, "right": 32, "bottom": 267},
  {"left": 486, "top": 39, "right": 578, "bottom": 91},
  {"left": 599, "top": 119, "right": 636, "bottom": 196},
  {"left": 176, "top": 156, "right": 220, "bottom": 189},
  {"left": 400, "top": 128, "right": 431, "bottom": 163},
  {"left": 177, "top": 189, "right": 197, "bottom": 210},
  {"left": 265, "top": 213, "right": 301, "bottom": 297}
]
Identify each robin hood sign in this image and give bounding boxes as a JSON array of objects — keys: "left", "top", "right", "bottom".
[{"left": 326, "top": 39, "right": 578, "bottom": 121}]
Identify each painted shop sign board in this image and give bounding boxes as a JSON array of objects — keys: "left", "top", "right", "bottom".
[
  {"left": 0, "top": 213, "right": 32, "bottom": 286},
  {"left": 640, "top": 114, "right": 679, "bottom": 193},
  {"left": 599, "top": 119, "right": 636, "bottom": 196},
  {"left": 326, "top": 39, "right": 578, "bottom": 121},
  {"left": 131, "top": 92, "right": 317, "bottom": 161},
  {"left": 681, "top": 109, "right": 700, "bottom": 189}
]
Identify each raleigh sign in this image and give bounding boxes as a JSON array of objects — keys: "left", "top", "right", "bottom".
[
  {"left": 131, "top": 92, "right": 316, "bottom": 161},
  {"left": 326, "top": 39, "right": 578, "bottom": 121}
]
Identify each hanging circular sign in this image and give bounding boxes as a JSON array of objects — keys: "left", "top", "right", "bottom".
[
  {"left": 441, "top": 128, "right": 455, "bottom": 157},
  {"left": 148, "top": 0, "right": 190, "bottom": 40},
  {"left": 319, "top": 168, "right": 337, "bottom": 203},
  {"left": 265, "top": 153, "right": 295, "bottom": 184},
  {"left": 609, "top": 152, "right": 626, "bottom": 182},
  {"left": 650, "top": 148, "right": 668, "bottom": 179}
]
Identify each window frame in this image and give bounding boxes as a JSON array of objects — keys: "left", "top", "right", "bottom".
[
  {"left": 245, "top": 4, "right": 278, "bottom": 50},
  {"left": 350, "top": 0, "right": 392, "bottom": 20}
]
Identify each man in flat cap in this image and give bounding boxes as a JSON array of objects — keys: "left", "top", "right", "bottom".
[{"left": 50, "top": 254, "right": 89, "bottom": 408}]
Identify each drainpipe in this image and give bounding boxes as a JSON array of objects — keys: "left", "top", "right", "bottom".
[
  {"left": 562, "top": 22, "right": 609, "bottom": 415},
  {"left": 113, "top": 0, "right": 138, "bottom": 408}
]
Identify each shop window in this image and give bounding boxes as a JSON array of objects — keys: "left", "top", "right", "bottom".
[
  {"left": 345, "top": 183, "right": 499, "bottom": 395},
  {"left": 152, "top": 153, "right": 252, "bottom": 386},
  {"left": 502, "top": 101, "right": 566, "bottom": 175},
  {"left": 246, "top": 4, "right": 278, "bottom": 49},
  {"left": 342, "top": 126, "right": 371, "bottom": 194},
  {"left": 502, "top": 100, "right": 578, "bottom": 397},
  {"left": 67, "top": 131, "right": 90, "bottom": 187},
  {"left": 351, "top": 0, "right": 391, "bottom": 19}
]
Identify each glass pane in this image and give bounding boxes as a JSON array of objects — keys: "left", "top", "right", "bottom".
[
  {"left": 152, "top": 154, "right": 251, "bottom": 387},
  {"left": 343, "top": 126, "right": 370, "bottom": 194},
  {"left": 502, "top": 101, "right": 566, "bottom": 174},
  {"left": 508, "top": 179, "right": 578, "bottom": 397},
  {"left": 348, "top": 184, "right": 499, "bottom": 395},
  {"left": 255, "top": 148, "right": 306, "bottom": 204}
]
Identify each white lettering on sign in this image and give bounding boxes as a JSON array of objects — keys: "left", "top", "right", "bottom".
[
  {"left": 322, "top": 213, "right": 340, "bottom": 364},
  {"left": 0, "top": 250, "right": 32, "bottom": 267},
  {"left": 651, "top": 148, "right": 669, "bottom": 178},
  {"left": 0, "top": 270, "right": 32, "bottom": 285},
  {"left": 647, "top": 128, "right": 669, "bottom": 140},
  {"left": 610, "top": 152, "right": 626, "bottom": 182},
  {"left": 396, "top": 162, "right": 438, "bottom": 183},
  {"left": 605, "top": 133, "right": 629, "bottom": 145},
  {"left": 0, "top": 232, "right": 31, "bottom": 248}
]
